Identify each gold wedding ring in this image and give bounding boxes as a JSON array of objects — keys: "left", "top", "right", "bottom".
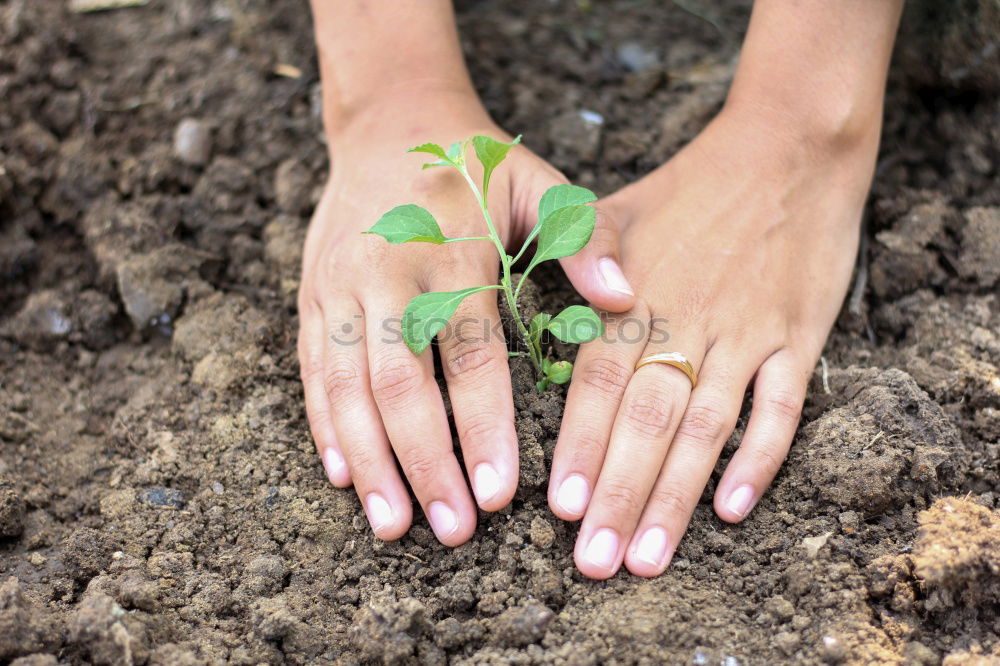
[{"left": 634, "top": 352, "right": 698, "bottom": 388}]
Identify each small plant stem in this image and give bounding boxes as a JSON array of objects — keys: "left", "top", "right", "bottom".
[
  {"left": 513, "top": 259, "right": 542, "bottom": 302},
  {"left": 443, "top": 236, "right": 491, "bottom": 243},
  {"left": 509, "top": 226, "right": 541, "bottom": 266},
  {"left": 458, "top": 166, "right": 542, "bottom": 373}
]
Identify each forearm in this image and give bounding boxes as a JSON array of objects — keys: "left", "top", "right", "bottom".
[
  {"left": 724, "top": 0, "right": 904, "bottom": 153},
  {"left": 310, "top": 0, "right": 478, "bottom": 133}
]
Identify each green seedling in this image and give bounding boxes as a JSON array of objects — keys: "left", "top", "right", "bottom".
[{"left": 364, "top": 134, "right": 604, "bottom": 392}]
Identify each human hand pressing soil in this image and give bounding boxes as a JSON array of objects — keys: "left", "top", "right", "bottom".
[
  {"left": 547, "top": 107, "right": 877, "bottom": 577},
  {"left": 546, "top": 0, "right": 903, "bottom": 578},
  {"left": 299, "top": 1, "right": 633, "bottom": 545}
]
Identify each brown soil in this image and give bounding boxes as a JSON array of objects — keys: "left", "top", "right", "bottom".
[{"left": 1, "top": 1, "right": 998, "bottom": 664}]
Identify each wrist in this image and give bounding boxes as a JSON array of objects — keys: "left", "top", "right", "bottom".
[
  {"left": 719, "top": 91, "right": 883, "bottom": 160},
  {"left": 720, "top": 0, "right": 900, "bottom": 160},
  {"left": 322, "top": 84, "right": 495, "bottom": 157},
  {"left": 319, "top": 68, "right": 483, "bottom": 135},
  {"left": 311, "top": 0, "right": 480, "bottom": 140}
]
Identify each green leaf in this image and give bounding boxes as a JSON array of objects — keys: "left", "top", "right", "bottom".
[
  {"left": 535, "top": 379, "right": 550, "bottom": 392},
  {"left": 365, "top": 204, "right": 448, "bottom": 244},
  {"left": 408, "top": 142, "right": 449, "bottom": 160},
  {"left": 409, "top": 143, "right": 451, "bottom": 169},
  {"left": 545, "top": 360, "right": 573, "bottom": 385},
  {"left": 547, "top": 305, "right": 603, "bottom": 343},
  {"left": 537, "top": 184, "right": 597, "bottom": 225},
  {"left": 472, "top": 134, "right": 521, "bottom": 196},
  {"left": 514, "top": 184, "right": 598, "bottom": 264},
  {"left": 401, "top": 286, "right": 499, "bottom": 355},
  {"left": 528, "top": 312, "right": 552, "bottom": 347},
  {"left": 446, "top": 141, "right": 464, "bottom": 162},
  {"left": 525, "top": 204, "right": 596, "bottom": 271}
]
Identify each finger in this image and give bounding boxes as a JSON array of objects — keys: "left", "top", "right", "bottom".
[
  {"left": 623, "top": 345, "right": 757, "bottom": 577},
  {"left": 434, "top": 270, "right": 518, "bottom": 512},
  {"left": 321, "top": 295, "right": 413, "bottom": 541},
  {"left": 364, "top": 290, "right": 478, "bottom": 546},
  {"left": 297, "top": 297, "right": 351, "bottom": 487},
  {"left": 547, "top": 306, "right": 650, "bottom": 522},
  {"left": 713, "top": 347, "right": 808, "bottom": 523},
  {"left": 573, "top": 334, "right": 704, "bottom": 580},
  {"left": 558, "top": 205, "right": 636, "bottom": 313}
]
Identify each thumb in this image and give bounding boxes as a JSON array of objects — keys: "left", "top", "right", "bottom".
[
  {"left": 514, "top": 160, "right": 636, "bottom": 314},
  {"left": 558, "top": 202, "right": 635, "bottom": 313}
]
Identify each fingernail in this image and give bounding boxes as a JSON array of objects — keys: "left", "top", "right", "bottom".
[
  {"left": 472, "top": 463, "right": 502, "bottom": 505},
  {"left": 725, "top": 484, "right": 756, "bottom": 519},
  {"left": 428, "top": 501, "right": 459, "bottom": 538},
  {"left": 583, "top": 528, "right": 620, "bottom": 570},
  {"left": 634, "top": 526, "right": 669, "bottom": 567},
  {"left": 556, "top": 474, "right": 591, "bottom": 516},
  {"left": 598, "top": 257, "right": 634, "bottom": 296},
  {"left": 321, "top": 447, "right": 346, "bottom": 482},
  {"left": 365, "top": 492, "right": 393, "bottom": 531}
]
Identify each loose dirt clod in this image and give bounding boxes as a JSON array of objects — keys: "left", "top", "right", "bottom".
[{"left": 913, "top": 498, "right": 1000, "bottom": 612}]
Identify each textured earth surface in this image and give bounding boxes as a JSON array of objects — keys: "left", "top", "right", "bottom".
[{"left": 1, "top": 1, "right": 998, "bottom": 664}]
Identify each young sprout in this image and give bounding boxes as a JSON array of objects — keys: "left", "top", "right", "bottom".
[{"left": 364, "top": 135, "right": 603, "bottom": 392}]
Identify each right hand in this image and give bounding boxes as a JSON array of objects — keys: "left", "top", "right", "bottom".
[{"left": 297, "top": 88, "right": 634, "bottom": 545}]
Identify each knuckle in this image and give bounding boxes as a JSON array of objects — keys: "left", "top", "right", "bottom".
[
  {"left": 764, "top": 387, "right": 803, "bottom": 424},
  {"left": 676, "top": 401, "right": 730, "bottom": 450},
  {"left": 344, "top": 445, "right": 379, "bottom": 478},
  {"left": 306, "top": 402, "right": 333, "bottom": 431},
  {"left": 621, "top": 392, "right": 675, "bottom": 438},
  {"left": 370, "top": 355, "right": 424, "bottom": 407},
  {"left": 566, "top": 424, "right": 611, "bottom": 463},
  {"left": 649, "top": 486, "right": 690, "bottom": 518},
  {"left": 457, "top": 413, "right": 497, "bottom": 446},
  {"left": 322, "top": 355, "right": 362, "bottom": 400},
  {"left": 746, "top": 445, "right": 785, "bottom": 479},
  {"left": 402, "top": 450, "right": 439, "bottom": 489},
  {"left": 600, "top": 479, "right": 644, "bottom": 516},
  {"left": 444, "top": 335, "right": 498, "bottom": 379},
  {"left": 579, "top": 356, "right": 632, "bottom": 398}
]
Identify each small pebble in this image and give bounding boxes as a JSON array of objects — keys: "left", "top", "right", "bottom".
[
  {"left": 578, "top": 109, "right": 604, "bottom": 126},
  {"left": 838, "top": 511, "right": 860, "bottom": 532},
  {"left": 802, "top": 531, "right": 832, "bottom": 558},
  {"left": 139, "top": 487, "right": 185, "bottom": 509},
  {"left": 173, "top": 117, "right": 212, "bottom": 166},
  {"left": 818, "top": 634, "right": 847, "bottom": 663},
  {"left": 616, "top": 41, "right": 659, "bottom": 72}
]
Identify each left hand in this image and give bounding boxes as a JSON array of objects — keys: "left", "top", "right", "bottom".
[{"left": 547, "top": 104, "right": 880, "bottom": 579}]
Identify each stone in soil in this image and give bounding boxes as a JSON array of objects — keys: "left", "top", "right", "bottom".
[
  {"left": 172, "top": 118, "right": 212, "bottom": 166},
  {"left": 115, "top": 244, "right": 208, "bottom": 331}
]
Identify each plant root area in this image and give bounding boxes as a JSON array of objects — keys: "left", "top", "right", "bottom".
[{"left": 1, "top": 1, "right": 997, "bottom": 664}]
